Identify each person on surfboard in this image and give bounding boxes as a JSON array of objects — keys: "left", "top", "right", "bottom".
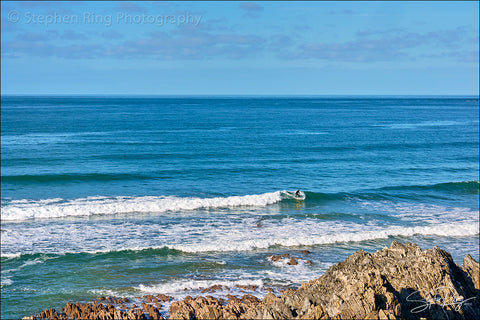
[{"left": 295, "top": 190, "right": 301, "bottom": 197}]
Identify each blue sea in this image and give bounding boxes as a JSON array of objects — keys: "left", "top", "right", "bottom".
[{"left": 1, "top": 96, "right": 479, "bottom": 319}]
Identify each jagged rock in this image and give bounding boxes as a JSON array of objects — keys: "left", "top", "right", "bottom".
[
  {"left": 246, "top": 241, "right": 480, "bottom": 320},
  {"left": 236, "top": 284, "right": 258, "bottom": 291},
  {"left": 156, "top": 293, "right": 174, "bottom": 302},
  {"left": 463, "top": 254, "right": 480, "bottom": 290},
  {"left": 143, "top": 294, "right": 158, "bottom": 303},
  {"left": 141, "top": 302, "right": 163, "bottom": 320},
  {"left": 241, "top": 294, "right": 260, "bottom": 305},
  {"left": 201, "top": 284, "right": 224, "bottom": 293},
  {"left": 268, "top": 253, "right": 291, "bottom": 262}
]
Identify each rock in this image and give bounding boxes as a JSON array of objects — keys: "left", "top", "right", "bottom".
[
  {"left": 463, "top": 254, "right": 480, "bottom": 290},
  {"left": 236, "top": 284, "right": 258, "bottom": 291},
  {"left": 287, "top": 257, "right": 298, "bottom": 265},
  {"left": 201, "top": 284, "right": 224, "bottom": 293},
  {"left": 170, "top": 296, "right": 223, "bottom": 320},
  {"left": 141, "top": 302, "right": 163, "bottom": 320},
  {"left": 245, "top": 241, "right": 480, "bottom": 320},
  {"left": 143, "top": 294, "right": 158, "bottom": 303},
  {"left": 241, "top": 294, "right": 260, "bottom": 305},
  {"left": 301, "top": 250, "right": 311, "bottom": 255},
  {"left": 156, "top": 293, "right": 174, "bottom": 302},
  {"left": 268, "top": 253, "right": 291, "bottom": 262}
]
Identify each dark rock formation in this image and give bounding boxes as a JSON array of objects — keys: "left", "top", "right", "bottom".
[{"left": 24, "top": 242, "right": 479, "bottom": 320}]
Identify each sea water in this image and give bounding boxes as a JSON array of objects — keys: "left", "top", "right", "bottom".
[{"left": 1, "top": 96, "right": 479, "bottom": 318}]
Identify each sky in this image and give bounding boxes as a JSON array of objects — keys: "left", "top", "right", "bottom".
[{"left": 1, "top": 1, "right": 479, "bottom": 95}]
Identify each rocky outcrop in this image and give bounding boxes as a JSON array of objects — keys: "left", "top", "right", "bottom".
[
  {"left": 25, "top": 241, "right": 479, "bottom": 320},
  {"left": 169, "top": 294, "right": 261, "bottom": 319},
  {"left": 245, "top": 241, "right": 480, "bottom": 320},
  {"left": 25, "top": 299, "right": 156, "bottom": 320}
]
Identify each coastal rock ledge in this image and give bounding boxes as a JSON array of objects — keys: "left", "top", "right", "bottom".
[{"left": 25, "top": 241, "right": 479, "bottom": 320}]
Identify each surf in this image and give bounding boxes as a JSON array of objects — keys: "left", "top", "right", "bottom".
[{"left": 0, "top": 191, "right": 284, "bottom": 221}]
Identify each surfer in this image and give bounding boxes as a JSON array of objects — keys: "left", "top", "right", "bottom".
[{"left": 295, "top": 190, "right": 301, "bottom": 197}]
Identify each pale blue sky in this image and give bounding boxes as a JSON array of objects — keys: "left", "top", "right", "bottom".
[{"left": 1, "top": 1, "right": 479, "bottom": 95}]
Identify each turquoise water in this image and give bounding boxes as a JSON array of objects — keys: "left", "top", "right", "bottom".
[{"left": 1, "top": 96, "right": 479, "bottom": 319}]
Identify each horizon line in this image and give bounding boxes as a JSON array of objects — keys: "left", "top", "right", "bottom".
[{"left": 2, "top": 94, "right": 479, "bottom": 98}]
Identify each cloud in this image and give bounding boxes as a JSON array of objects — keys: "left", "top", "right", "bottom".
[
  {"left": 105, "top": 28, "right": 266, "bottom": 60},
  {"left": 61, "top": 30, "right": 88, "bottom": 40},
  {"left": 239, "top": 2, "right": 263, "bottom": 12},
  {"left": 2, "top": 20, "right": 477, "bottom": 65},
  {"left": 101, "top": 30, "right": 124, "bottom": 39},
  {"left": 115, "top": 1, "right": 146, "bottom": 13},
  {"left": 239, "top": 2, "right": 264, "bottom": 18},
  {"left": 282, "top": 27, "right": 478, "bottom": 62},
  {"left": 328, "top": 9, "right": 355, "bottom": 15},
  {"left": 16, "top": 31, "right": 50, "bottom": 41},
  {"left": 269, "top": 35, "right": 294, "bottom": 50},
  {"left": 18, "top": 1, "right": 55, "bottom": 8}
]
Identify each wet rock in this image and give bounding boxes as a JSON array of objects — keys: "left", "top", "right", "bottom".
[
  {"left": 143, "top": 294, "right": 158, "bottom": 303},
  {"left": 156, "top": 293, "right": 174, "bottom": 302},
  {"left": 268, "top": 253, "right": 291, "bottom": 262},
  {"left": 301, "top": 250, "right": 311, "bottom": 255},
  {"left": 287, "top": 257, "right": 298, "bottom": 265},
  {"left": 236, "top": 284, "right": 258, "bottom": 291},
  {"left": 201, "top": 284, "right": 224, "bottom": 293}
]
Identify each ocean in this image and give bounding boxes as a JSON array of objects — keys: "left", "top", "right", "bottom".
[{"left": 1, "top": 96, "right": 479, "bottom": 319}]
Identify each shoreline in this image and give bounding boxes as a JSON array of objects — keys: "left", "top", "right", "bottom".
[{"left": 24, "top": 241, "right": 480, "bottom": 320}]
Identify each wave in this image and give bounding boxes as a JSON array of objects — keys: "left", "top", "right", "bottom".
[
  {"left": 378, "top": 181, "right": 480, "bottom": 195},
  {"left": 2, "top": 181, "right": 477, "bottom": 221},
  {"left": 1, "top": 191, "right": 283, "bottom": 221},
  {"left": 3, "top": 220, "right": 476, "bottom": 257},
  {"left": 136, "top": 279, "right": 265, "bottom": 296},
  {"left": 0, "top": 247, "right": 181, "bottom": 261},
  {"left": 169, "top": 222, "right": 479, "bottom": 253}
]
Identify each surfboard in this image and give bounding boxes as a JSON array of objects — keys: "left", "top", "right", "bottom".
[{"left": 287, "top": 190, "right": 305, "bottom": 201}]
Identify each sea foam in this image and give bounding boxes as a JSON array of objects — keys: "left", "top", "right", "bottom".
[{"left": 1, "top": 192, "right": 283, "bottom": 221}]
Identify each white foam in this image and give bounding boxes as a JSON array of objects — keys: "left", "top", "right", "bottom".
[
  {"left": 171, "top": 222, "right": 479, "bottom": 253},
  {"left": 1, "top": 277, "right": 13, "bottom": 287},
  {"left": 136, "top": 278, "right": 265, "bottom": 297},
  {"left": 382, "top": 120, "right": 470, "bottom": 129},
  {"left": 360, "top": 201, "right": 479, "bottom": 224},
  {"left": 0, "top": 252, "right": 22, "bottom": 259},
  {"left": 1, "top": 192, "right": 283, "bottom": 221},
  {"left": 2, "top": 199, "right": 477, "bottom": 256}
]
